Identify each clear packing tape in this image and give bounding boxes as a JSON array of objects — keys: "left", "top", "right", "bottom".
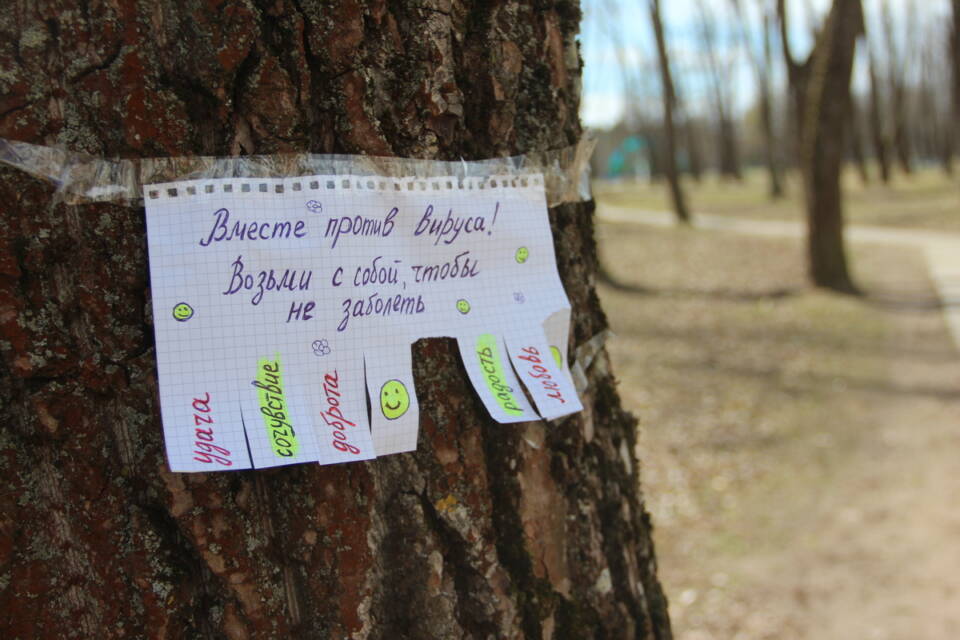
[{"left": 0, "top": 136, "right": 595, "bottom": 208}]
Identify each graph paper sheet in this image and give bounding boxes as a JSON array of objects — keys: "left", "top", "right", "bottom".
[{"left": 145, "top": 174, "right": 581, "bottom": 472}]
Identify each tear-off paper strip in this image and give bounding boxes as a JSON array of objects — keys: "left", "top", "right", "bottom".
[
  {"left": 456, "top": 333, "right": 539, "bottom": 423},
  {"left": 366, "top": 342, "right": 420, "bottom": 456},
  {"left": 503, "top": 329, "right": 582, "bottom": 420}
]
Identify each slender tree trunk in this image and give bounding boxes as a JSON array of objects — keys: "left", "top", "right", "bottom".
[
  {"left": 760, "top": 5, "right": 786, "bottom": 198},
  {"left": 675, "top": 83, "right": 703, "bottom": 182},
  {"left": 942, "top": 139, "right": 956, "bottom": 176},
  {"left": 868, "top": 48, "right": 892, "bottom": 183},
  {"left": 645, "top": 123, "right": 665, "bottom": 181},
  {"left": 684, "top": 116, "right": 705, "bottom": 182},
  {"left": 759, "top": 83, "right": 785, "bottom": 198},
  {"left": 848, "top": 98, "right": 870, "bottom": 184},
  {"left": 697, "top": 0, "right": 741, "bottom": 181},
  {"left": 717, "top": 118, "right": 742, "bottom": 181},
  {"left": 0, "top": 3, "right": 672, "bottom": 639},
  {"left": 650, "top": 0, "right": 691, "bottom": 224},
  {"left": 953, "top": 0, "right": 960, "bottom": 160},
  {"left": 918, "top": 41, "right": 953, "bottom": 175},
  {"left": 882, "top": 0, "right": 913, "bottom": 174},
  {"left": 780, "top": 0, "right": 862, "bottom": 292}
]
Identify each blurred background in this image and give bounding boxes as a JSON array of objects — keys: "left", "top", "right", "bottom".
[{"left": 579, "top": 1, "right": 960, "bottom": 638}]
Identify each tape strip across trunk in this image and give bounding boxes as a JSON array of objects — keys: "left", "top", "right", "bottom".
[{"left": 0, "top": 137, "right": 595, "bottom": 208}]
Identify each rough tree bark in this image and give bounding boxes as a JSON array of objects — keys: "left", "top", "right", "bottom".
[
  {"left": 0, "top": 2, "right": 672, "bottom": 639},
  {"left": 779, "top": 0, "right": 862, "bottom": 292},
  {"left": 649, "top": 0, "right": 691, "bottom": 224}
]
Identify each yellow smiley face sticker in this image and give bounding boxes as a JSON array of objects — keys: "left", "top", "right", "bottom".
[
  {"left": 172, "top": 302, "right": 194, "bottom": 322},
  {"left": 515, "top": 247, "right": 529, "bottom": 263},
  {"left": 380, "top": 379, "right": 410, "bottom": 420}
]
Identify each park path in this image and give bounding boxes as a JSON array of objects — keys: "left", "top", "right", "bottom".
[{"left": 596, "top": 204, "right": 960, "bottom": 353}]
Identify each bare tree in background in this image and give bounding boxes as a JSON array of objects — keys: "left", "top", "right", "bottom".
[
  {"left": 667, "top": 70, "right": 705, "bottom": 183},
  {"left": 650, "top": 0, "right": 692, "bottom": 223},
  {"left": 683, "top": 111, "right": 706, "bottom": 182},
  {"left": 867, "top": 45, "right": 893, "bottom": 183},
  {"left": 779, "top": 0, "right": 863, "bottom": 292},
  {"left": 847, "top": 98, "right": 871, "bottom": 183},
  {"left": 601, "top": 0, "right": 641, "bottom": 127},
  {"left": 881, "top": 0, "right": 914, "bottom": 174},
  {"left": 668, "top": 48, "right": 705, "bottom": 183},
  {"left": 595, "top": 0, "right": 667, "bottom": 183},
  {"left": 953, "top": 0, "right": 960, "bottom": 158},
  {"left": 696, "top": 0, "right": 742, "bottom": 180},
  {"left": 732, "top": 0, "right": 785, "bottom": 197},
  {"left": 761, "top": 2, "right": 787, "bottom": 195},
  {"left": 916, "top": 18, "right": 954, "bottom": 174}
]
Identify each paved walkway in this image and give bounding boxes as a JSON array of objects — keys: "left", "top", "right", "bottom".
[{"left": 597, "top": 204, "right": 960, "bottom": 352}]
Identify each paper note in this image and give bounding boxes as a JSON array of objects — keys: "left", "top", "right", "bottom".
[
  {"left": 456, "top": 333, "right": 539, "bottom": 423},
  {"left": 145, "top": 174, "right": 581, "bottom": 472},
  {"left": 366, "top": 342, "right": 420, "bottom": 456},
  {"left": 504, "top": 329, "right": 582, "bottom": 419}
]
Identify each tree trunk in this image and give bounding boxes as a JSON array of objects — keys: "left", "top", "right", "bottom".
[
  {"left": 868, "top": 48, "right": 892, "bottom": 184},
  {"left": 0, "top": 3, "right": 672, "bottom": 639},
  {"left": 848, "top": 98, "right": 870, "bottom": 184},
  {"left": 717, "top": 118, "right": 742, "bottom": 181},
  {"left": 917, "top": 40, "right": 953, "bottom": 176},
  {"left": 674, "top": 79, "right": 702, "bottom": 182},
  {"left": 684, "top": 117, "right": 704, "bottom": 183},
  {"left": 882, "top": 0, "right": 913, "bottom": 175},
  {"left": 697, "top": 0, "right": 741, "bottom": 181},
  {"left": 780, "top": 0, "right": 861, "bottom": 292},
  {"left": 953, "top": 0, "right": 960, "bottom": 160},
  {"left": 760, "top": 6, "right": 785, "bottom": 199},
  {"left": 650, "top": 0, "right": 691, "bottom": 224}
]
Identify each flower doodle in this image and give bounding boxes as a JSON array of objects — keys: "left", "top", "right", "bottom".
[{"left": 311, "top": 339, "right": 331, "bottom": 356}]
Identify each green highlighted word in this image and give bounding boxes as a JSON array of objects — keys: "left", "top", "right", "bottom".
[
  {"left": 253, "top": 355, "right": 299, "bottom": 457},
  {"left": 475, "top": 334, "right": 523, "bottom": 416}
]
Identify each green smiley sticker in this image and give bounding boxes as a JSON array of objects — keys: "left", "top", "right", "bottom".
[
  {"left": 380, "top": 379, "right": 411, "bottom": 420},
  {"left": 172, "top": 302, "right": 194, "bottom": 322},
  {"left": 515, "top": 247, "right": 529, "bottom": 263},
  {"left": 456, "top": 299, "right": 471, "bottom": 314}
]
